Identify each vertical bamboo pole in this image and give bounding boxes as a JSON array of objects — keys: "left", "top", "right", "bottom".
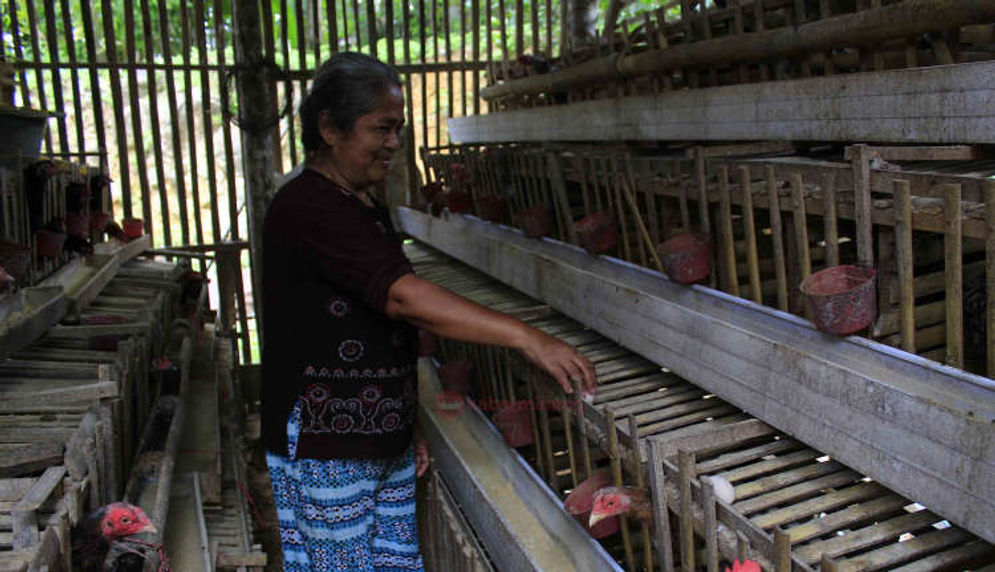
[
  {"left": 766, "top": 165, "right": 789, "bottom": 311},
  {"left": 545, "top": 0, "right": 552, "bottom": 55},
  {"left": 894, "top": 180, "right": 915, "bottom": 353},
  {"left": 124, "top": 0, "right": 155, "bottom": 235},
  {"left": 25, "top": 0, "right": 54, "bottom": 154},
  {"left": 718, "top": 166, "right": 739, "bottom": 295},
  {"left": 458, "top": 0, "right": 466, "bottom": 117},
  {"left": 945, "top": 184, "right": 963, "bottom": 369},
  {"left": 195, "top": 0, "right": 222, "bottom": 244},
  {"left": 548, "top": 151, "right": 577, "bottom": 244},
  {"left": 850, "top": 144, "right": 875, "bottom": 267},
  {"left": 822, "top": 171, "right": 839, "bottom": 267},
  {"left": 157, "top": 0, "right": 188, "bottom": 245},
  {"left": 629, "top": 414, "right": 653, "bottom": 572},
  {"left": 677, "top": 162, "right": 691, "bottom": 232},
  {"left": 57, "top": 0, "right": 86, "bottom": 154},
  {"left": 499, "top": 0, "right": 509, "bottom": 78},
  {"left": 647, "top": 438, "right": 675, "bottom": 572},
  {"left": 279, "top": 0, "right": 299, "bottom": 166},
  {"left": 419, "top": 0, "right": 428, "bottom": 165},
  {"left": 572, "top": 378, "right": 593, "bottom": 479},
  {"left": 694, "top": 149, "right": 711, "bottom": 235},
  {"left": 701, "top": 478, "right": 718, "bottom": 572},
  {"left": 444, "top": 0, "right": 453, "bottom": 141},
  {"left": 524, "top": 371, "right": 546, "bottom": 480},
  {"left": 340, "top": 0, "right": 350, "bottom": 49},
  {"left": 987, "top": 181, "right": 995, "bottom": 377},
  {"left": 215, "top": 0, "right": 240, "bottom": 243},
  {"left": 562, "top": 395, "right": 578, "bottom": 489},
  {"left": 606, "top": 407, "right": 636, "bottom": 570},
  {"left": 613, "top": 160, "right": 634, "bottom": 262},
  {"left": 351, "top": 0, "right": 362, "bottom": 50},
  {"left": 99, "top": 0, "right": 132, "bottom": 214},
  {"left": 530, "top": 0, "right": 539, "bottom": 55},
  {"left": 366, "top": 0, "right": 377, "bottom": 54},
  {"left": 638, "top": 159, "right": 661, "bottom": 245},
  {"left": 311, "top": 0, "right": 322, "bottom": 63},
  {"left": 472, "top": 0, "right": 481, "bottom": 115},
  {"left": 79, "top": 0, "right": 109, "bottom": 168},
  {"left": 736, "top": 531, "right": 750, "bottom": 562},
  {"left": 739, "top": 166, "right": 762, "bottom": 304},
  {"left": 678, "top": 449, "right": 696, "bottom": 572},
  {"left": 140, "top": 0, "right": 170, "bottom": 245},
  {"left": 515, "top": 0, "right": 525, "bottom": 58},
  {"left": 538, "top": 394, "right": 557, "bottom": 493},
  {"left": 432, "top": 0, "right": 441, "bottom": 148},
  {"left": 790, "top": 172, "right": 811, "bottom": 283},
  {"left": 774, "top": 528, "right": 792, "bottom": 572},
  {"left": 7, "top": 0, "right": 33, "bottom": 108},
  {"left": 327, "top": 0, "right": 339, "bottom": 53},
  {"left": 41, "top": 0, "right": 69, "bottom": 152},
  {"left": 181, "top": 0, "right": 205, "bottom": 261},
  {"left": 261, "top": 0, "right": 283, "bottom": 169}
]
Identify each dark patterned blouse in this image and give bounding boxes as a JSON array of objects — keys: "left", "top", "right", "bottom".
[{"left": 260, "top": 168, "right": 417, "bottom": 460}]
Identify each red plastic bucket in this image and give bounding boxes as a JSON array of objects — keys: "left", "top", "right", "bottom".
[
  {"left": 572, "top": 210, "right": 617, "bottom": 254},
  {"left": 438, "top": 360, "right": 475, "bottom": 395},
  {"left": 564, "top": 471, "right": 620, "bottom": 538},
  {"left": 493, "top": 401, "right": 534, "bottom": 447},
  {"left": 658, "top": 233, "right": 712, "bottom": 284},
  {"left": 446, "top": 191, "right": 473, "bottom": 214},
  {"left": 476, "top": 195, "right": 508, "bottom": 224},
  {"left": 800, "top": 265, "right": 877, "bottom": 335},
  {"left": 520, "top": 204, "right": 552, "bottom": 238},
  {"left": 123, "top": 218, "right": 144, "bottom": 240}
]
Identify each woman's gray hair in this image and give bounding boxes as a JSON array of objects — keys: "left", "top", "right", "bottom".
[{"left": 299, "top": 52, "right": 402, "bottom": 152}]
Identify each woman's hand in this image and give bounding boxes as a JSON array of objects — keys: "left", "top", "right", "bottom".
[
  {"left": 519, "top": 329, "right": 597, "bottom": 399},
  {"left": 414, "top": 427, "right": 430, "bottom": 477}
]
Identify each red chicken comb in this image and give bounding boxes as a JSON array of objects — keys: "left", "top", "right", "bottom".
[{"left": 725, "top": 559, "right": 761, "bottom": 572}]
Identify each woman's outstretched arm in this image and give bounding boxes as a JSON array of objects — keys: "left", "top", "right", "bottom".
[{"left": 384, "top": 273, "right": 596, "bottom": 397}]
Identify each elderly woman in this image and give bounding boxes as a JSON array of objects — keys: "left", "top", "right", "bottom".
[{"left": 261, "top": 52, "right": 596, "bottom": 571}]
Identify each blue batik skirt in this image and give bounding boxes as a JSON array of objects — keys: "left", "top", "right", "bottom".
[{"left": 265, "top": 402, "right": 424, "bottom": 571}]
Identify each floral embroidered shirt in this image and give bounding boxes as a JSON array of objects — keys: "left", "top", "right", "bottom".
[{"left": 261, "top": 168, "right": 418, "bottom": 460}]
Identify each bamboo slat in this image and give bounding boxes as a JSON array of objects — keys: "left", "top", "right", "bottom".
[
  {"left": 327, "top": 0, "right": 339, "bottom": 53},
  {"left": 739, "top": 166, "right": 762, "bottom": 304},
  {"left": 718, "top": 166, "right": 740, "bottom": 296},
  {"left": 279, "top": 0, "right": 299, "bottom": 166},
  {"left": 214, "top": 0, "right": 240, "bottom": 242},
  {"left": 156, "top": 0, "right": 189, "bottom": 245},
  {"left": 99, "top": 0, "right": 132, "bottom": 215},
  {"left": 366, "top": 0, "right": 377, "bottom": 55},
  {"left": 340, "top": 0, "right": 350, "bottom": 50},
  {"left": 181, "top": 0, "right": 205, "bottom": 251},
  {"left": 987, "top": 181, "right": 995, "bottom": 377},
  {"left": 195, "top": 0, "right": 222, "bottom": 244},
  {"left": 894, "top": 180, "right": 915, "bottom": 353},
  {"left": 123, "top": 0, "right": 154, "bottom": 236},
  {"left": 444, "top": 0, "right": 453, "bottom": 139},
  {"left": 945, "top": 184, "right": 964, "bottom": 368},
  {"left": 41, "top": 0, "right": 69, "bottom": 152},
  {"left": 56, "top": 0, "right": 86, "bottom": 154},
  {"left": 140, "top": 0, "right": 170, "bottom": 245},
  {"left": 7, "top": 0, "right": 32, "bottom": 108},
  {"left": 790, "top": 172, "right": 811, "bottom": 282},
  {"left": 766, "top": 165, "right": 789, "bottom": 311}
]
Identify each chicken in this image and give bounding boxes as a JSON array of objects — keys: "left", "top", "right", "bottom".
[
  {"left": 589, "top": 475, "right": 734, "bottom": 528},
  {"left": 589, "top": 485, "right": 652, "bottom": 528},
  {"left": 71, "top": 502, "right": 156, "bottom": 572},
  {"left": 726, "top": 560, "right": 761, "bottom": 572}
]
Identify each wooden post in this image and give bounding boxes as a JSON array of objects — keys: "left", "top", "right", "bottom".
[
  {"left": 701, "top": 477, "right": 718, "bottom": 572},
  {"left": 894, "top": 180, "right": 915, "bottom": 353},
  {"left": 739, "top": 166, "right": 762, "bottom": 304},
  {"left": 822, "top": 171, "right": 839, "bottom": 267},
  {"left": 773, "top": 527, "right": 791, "bottom": 572},
  {"left": 233, "top": 0, "right": 277, "bottom": 334},
  {"left": 647, "top": 438, "right": 675, "bottom": 572},
  {"left": 766, "top": 165, "right": 789, "bottom": 311},
  {"left": 849, "top": 144, "right": 875, "bottom": 267},
  {"left": 945, "top": 184, "right": 963, "bottom": 368},
  {"left": 606, "top": 406, "right": 636, "bottom": 570},
  {"left": 718, "top": 166, "right": 739, "bottom": 296},
  {"left": 678, "top": 449, "right": 696, "bottom": 572},
  {"left": 987, "top": 181, "right": 995, "bottom": 377}
]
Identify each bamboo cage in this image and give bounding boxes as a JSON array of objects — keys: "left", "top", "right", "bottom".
[{"left": 421, "top": 143, "right": 995, "bottom": 378}]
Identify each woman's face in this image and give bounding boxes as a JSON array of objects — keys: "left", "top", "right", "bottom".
[{"left": 321, "top": 84, "right": 405, "bottom": 190}]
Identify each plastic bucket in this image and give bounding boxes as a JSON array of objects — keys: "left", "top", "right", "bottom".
[
  {"left": 493, "top": 401, "right": 534, "bottom": 447},
  {"left": 800, "top": 265, "right": 877, "bottom": 335},
  {"left": 658, "top": 233, "right": 712, "bottom": 284},
  {"left": 123, "top": 218, "right": 144, "bottom": 240},
  {"left": 571, "top": 210, "right": 617, "bottom": 254},
  {"left": 476, "top": 195, "right": 508, "bottom": 224},
  {"left": 520, "top": 204, "right": 552, "bottom": 238},
  {"left": 438, "top": 360, "right": 475, "bottom": 395},
  {"left": 564, "top": 471, "right": 620, "bottom": 538}
]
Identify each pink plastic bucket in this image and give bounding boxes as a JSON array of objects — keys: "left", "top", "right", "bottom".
[{"left": 658, "top": 233, "right": 712, "bottom": 284}]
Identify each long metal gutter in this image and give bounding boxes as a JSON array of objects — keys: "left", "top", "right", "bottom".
[
  {"left": 400, "top": 206, "right": 995, "bottom": 544},
  {"left": 417, "top": 358, "right": 623, "bottom": 572}
]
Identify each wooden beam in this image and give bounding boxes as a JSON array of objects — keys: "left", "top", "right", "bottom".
[
  {"left": 399, "top": 206, "right": 995, "bottom": 544},
  {"left": 451, "top": 62, "right": 995, "bottom": 144}
]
